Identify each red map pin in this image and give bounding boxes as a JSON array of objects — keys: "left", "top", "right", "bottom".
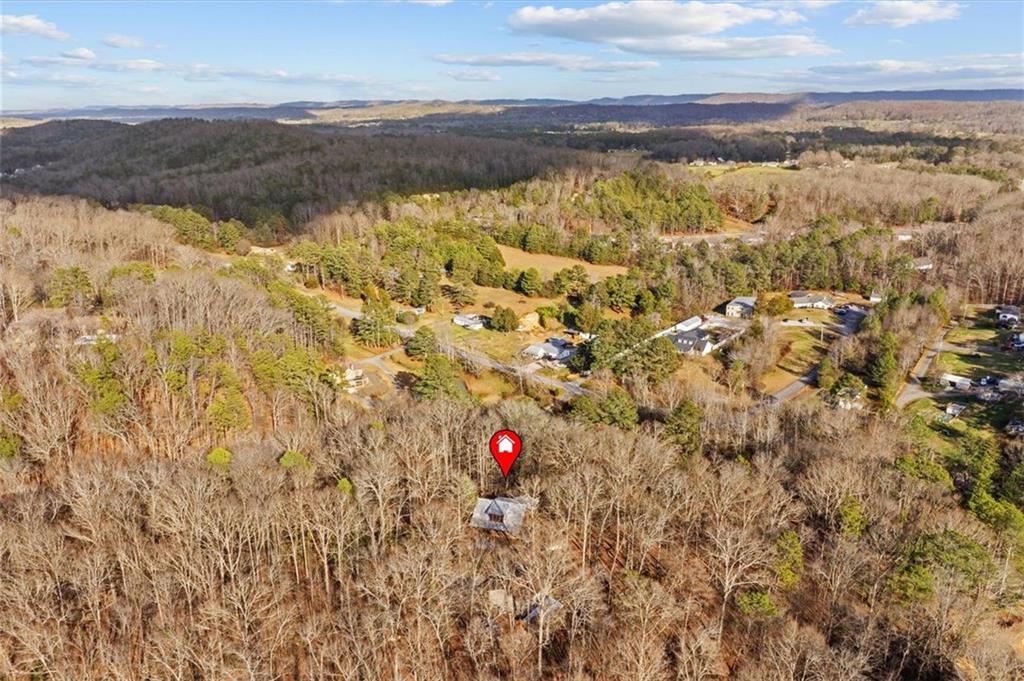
[{"left": 489, "top": 429, "right": 523, "bottom": 477}]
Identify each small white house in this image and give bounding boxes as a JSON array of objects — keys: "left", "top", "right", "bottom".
[
  {"left": 939, "top": 373, "right": 972, "bottom": 391},
  {"left": 453, "top": 314, "right": 484, "bottom": 331},
  {"left": 912, "top": 257, "right": 934, "bottom": 272},
  {"left": 344, "top": 367, "right": 368, "bottom": 393},
  {"left": 945, "top": 403, "right": 966, "bottom": 417},
  {"left": 868, "top": 290, "right": 883, "bottom": 304}
]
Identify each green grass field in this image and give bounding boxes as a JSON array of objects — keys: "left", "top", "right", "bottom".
[
  {"left": 936, "top": 349, "right": 1022, "bottom": 381},
  {"left": 760, "top": 325, "right": 833, "bottom": 394}
]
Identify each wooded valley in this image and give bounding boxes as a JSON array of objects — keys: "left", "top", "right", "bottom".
[{"left": 2, "top": 98, "right": 1024, "bottom": 680}]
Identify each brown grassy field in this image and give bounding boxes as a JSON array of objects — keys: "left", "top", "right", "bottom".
[
  {"left": 496, "top": 244, "right": 627, "bottom": 281},
  {"left": 0, "top": 118, "right": 45, "bottom": 130},
  {"left": 463, "top": 285, "right": 563, "bottom": 316},
  {"left": 301, "top": 101, "right": 504, "bottom": 124}
]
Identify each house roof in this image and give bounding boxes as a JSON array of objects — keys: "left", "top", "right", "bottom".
[
  {"left": 516, "top": 596, "right": 562, "bottom": 623},
  {"left": 728, "top": 296, "right": 756, "bottom": 307},
  {"left": 790, "top": 292, "right": 834, "bottom": 306},
  {"left": 668, "top": 328, "right": 710, "bottom": 353},
  {"left": 523, "top": 339, "right": 575, "bottom": 360},
  {"left": 470, "top": 496, "right": 538, "bottom": 534}
]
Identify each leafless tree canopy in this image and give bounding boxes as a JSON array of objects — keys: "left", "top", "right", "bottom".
[{"left": 1, "top": 108, "right": 1022, "bottom": 681}]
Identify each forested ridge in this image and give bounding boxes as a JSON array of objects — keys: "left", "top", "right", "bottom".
[{"left": 1, "top": 119, "right": 587, "bottom": 229}]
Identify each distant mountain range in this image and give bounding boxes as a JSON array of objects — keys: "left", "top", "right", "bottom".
[{"left": 4, "top": 89, "right": 1021, "bottom": 124}]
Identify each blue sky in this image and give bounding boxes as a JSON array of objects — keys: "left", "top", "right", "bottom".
[{"left": 2, "top": 1, "right": 1022, "bottom": 111}]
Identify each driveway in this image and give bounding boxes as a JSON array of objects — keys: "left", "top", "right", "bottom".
[
  {"left": 896, "top": 329, "right": 950, "bottom": 408},
  {"left": 769, "top": 308, "right": 865, "bottom": 404}
]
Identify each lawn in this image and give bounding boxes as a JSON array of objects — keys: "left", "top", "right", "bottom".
[
  {"left": 760, "top": 326, "right": 833, "bottom": 394},
  {"left": 495, "top": 244, "right": 627, "bottom": 282},
  {"left": 448, "top": 325, "right": 533, "bottom": 362},
  {"left": 946, "top": 323, "right": 1000, "bottom": 346},
  {"left": 462, "top": 285, "right": 563, "bottom": 317},
  {"left": 777, "top": 326, "right": 832, "bottom": 374},
  {"left": 463, "top": 371, "right": 517, "bottom": 404},
  {"left": 905, "top": 394, "right": 1014, "bottom": 451},
  {"left": 780, "top": 308, "right": 834, "bottom": 324},
  {"left": 935, "top": 349, "right": 1023, "bottom": 381}
]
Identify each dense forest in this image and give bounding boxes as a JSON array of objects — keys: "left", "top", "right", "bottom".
[
  {"left": 0, "top": 119, "right": 586, "bottom": 230},
  {"left": 1, "top": 196, "right": 1022, "bottom": 680}
]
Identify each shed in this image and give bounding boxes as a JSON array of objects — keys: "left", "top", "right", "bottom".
[{"left": 939, "top": 373, "right": 972, "bottom": 391}]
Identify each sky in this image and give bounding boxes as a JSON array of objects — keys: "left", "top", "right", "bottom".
[{"left": 2, "top": 1, "right": 1022, "bottom": 111}]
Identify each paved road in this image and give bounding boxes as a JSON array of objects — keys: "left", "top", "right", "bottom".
[
  {"left": 769, "top": 307, "right": 866, "bottom": 404},
  {"left": 322, "top": 298, "right": 589, "bottom": 399}
]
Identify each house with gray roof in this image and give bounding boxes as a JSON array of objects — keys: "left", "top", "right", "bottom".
[
  {"left": 725, "top": 296, "right": 756, "bottom": 318},
  {"left": 470, "top": 496, "right": 538, "bottom": 534},
  {"left": 521, "top": 338, "right": 576, "bottom": 363},
  {"left": 789, "top": 291, "right": 835, "bottom": 309},
  {"left": 667, "top": 328, "right": 714, "bottom": 356}
]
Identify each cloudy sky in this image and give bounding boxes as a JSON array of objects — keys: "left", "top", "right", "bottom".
[{"left": 2, "top": 1, "right": 1022, "bottom": 110}]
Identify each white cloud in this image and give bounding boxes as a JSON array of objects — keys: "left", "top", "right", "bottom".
[
  {"left": 508, "top": 1, "right": 833, "bottom": 59},
  {"left": 1, "top": 14, "right": 69, "bottom": 41},
  {"left": 443, "top": 69, "right": 501, "bottom": 81},
  {"left": 22, "top": 55, "right": 88, "bottom": 67},
  {"left": 774, "top": 10, "right": 807, "bottom": 25},
  {"left": 610, "top": 34, "right": 833, "bottom": 59},
  {"left": 18, "top": 53, "right": 374, "bottom": 87},
  {"left": 408, "top": 0, "right": 453, "bottom": 5},
  {"left": 182, "top": 64, "right": 375, "bottom": 86},
  {"left": 511, "top": 2, "right": 774, "bottom": 40},
  {"left": 91, "top": 59, "right": 168, "bottom": 72},
  {"left": 435, "top": 52, "right": 659, "bottom": 72},
  {"left": 2, "top": 69, "right": 102, "bottom": 87},
  {"left": 844, "top": 1, "right": 961, "bottom": 28},
  {"left": 102, "top": 33, "right": 148, "bottom": 49},
  {"left": 61, "top": 47, "right": 96, "bottom": 61}
]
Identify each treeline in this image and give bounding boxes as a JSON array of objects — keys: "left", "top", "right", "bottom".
[
  {"left": 790, "top": 100, "right": 1024, "bottom": 135},
  {"left": 510, "top": 123, "right": 1017, "bottom": 169},
  {"left": 712, "top": 163, "right": 995, "bottom": 228},
  {"left": 1, "top": 118, "right": 586, "bottom": 229}
]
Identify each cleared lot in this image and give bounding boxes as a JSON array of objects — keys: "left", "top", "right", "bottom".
[{"left": 496, "top": 244, "right": 627, "bottom": 281}]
